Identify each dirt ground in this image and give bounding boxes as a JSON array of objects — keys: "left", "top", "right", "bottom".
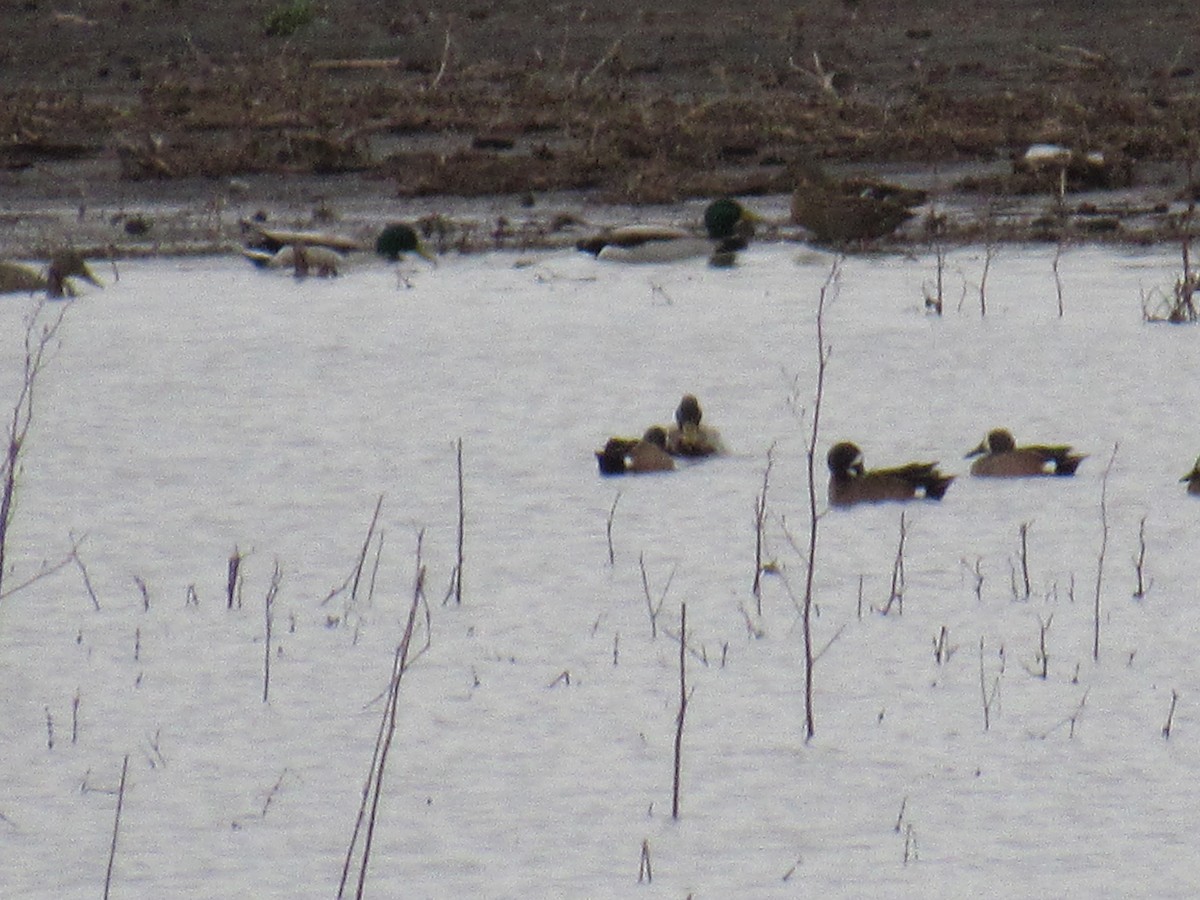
[{"left": 2, "top": 1, "right": 1199, "bottom": 256}]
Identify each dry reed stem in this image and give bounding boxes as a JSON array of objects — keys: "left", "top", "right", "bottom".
[
  {"left": 1093, "top": 443, "right": 1118, "bottom": 661},
  {"left": 0, "top": 300, "right": 68, "bottom": 599},
  {"left": 103, "top": 754, "right": 130, "bottom": 900},
  {"left": 262, "top": 560, "right": 282, "bottom": 703},
  {"left": 752, "top": 443, "right": 776, "bottom": 606},
  {"left": 672, "top": 602, "right": 687, "bottom": 821},
  {"left": 801, "top": 260, "right": 839, "bottom": 741},
  {"left": 605, "top": 490, "right": 620, "bottom": 566},
  {"left": 339, "top": 531, "right": 431, "bottom": 899}
]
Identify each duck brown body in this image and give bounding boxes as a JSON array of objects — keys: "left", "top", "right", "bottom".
[
  {"left": 827, "top": 441, "right": 953, "bottom": 507},
  {"left": 967, "top": 429, "right": 1085, "bottom": 477}
]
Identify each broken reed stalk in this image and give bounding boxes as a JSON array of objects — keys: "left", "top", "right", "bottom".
[
  {"left": 1093, "top": 443, "right": 1118, "bottom": 661},
  {"left": 1053, "top": 239, "right": 1066, "bottom": 317},
  {"left": 671, "top": 602, "right": 687, "bottom": 821},
  {"left": 978, "top": 213, "right": 996, "bottom": 317},
  {"left": 0, "top": 300, "right": 68, "bottom": 600},
  {"left": 351, "top": 495, "right": 385, "bottom": 604},
  {"left": 605, "top": 490, "right": 620, "bottom": 566},
  {"left": 881, "top": 511, "right": 907, "bottom": 615},
  {"left": 801, "top": 261, "right": 838, "bottom": 741},
  {"left": 262, "top": 560, "right": 282, "bottom": 703},
  {"left": 978, "top": 636, "right": 1001, "bottom": 731},
  {"left": 103, "top": 754, "right": 130, "bottom": 900},
  {"left": 68, "top": 540, "right": 100, "bottom": 610},
  {"left": 227, "top": 547, "right": 242, "bottom": 609},
  {"left": 1133, "top": 515, "right": 1149, "bottom": 599},
  {"left": 339, "top": 531, "right": 431, "bottom": 900},
  {"left": 638, "top": 839, "right": 652, "bottom": 883},
  {"left": 752, "top": 443, "right": 776, "bottom": 607},
  {"left": 1162, "top": 689, "right": 1179, "bottom": 739},
  {"left": 453, "top": 437, "right": 464, "bottom": 604},
  {"left": 1033, "top": 613, "right": 1052, "bottom": 679},
  {"left": 1018, "top": 522, "right": 1032, "bottom": 600},
  {"left": 638, "top": 553, "right": 673, "bottom": 640}
]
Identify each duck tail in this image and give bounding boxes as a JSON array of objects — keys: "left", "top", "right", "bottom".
[
  {"left": 921, "top": 472, "right": 955, "bottom": 500},
  {"left": 1053, "top": 452, "right": 1086, "bottom": 476}
]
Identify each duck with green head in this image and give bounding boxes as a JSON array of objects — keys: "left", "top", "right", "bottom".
[
  {"left": 966, "top": 428, "right": 1085, "bottom": 477},
  {"left": 827, "top": 441, "right": 954, "bottom": 507},
  {"left": 375, "top": 223, "right": 436, "bottom": 263},
  {"left": 577, "top": 199, "right": 763, "bottom": 264}
]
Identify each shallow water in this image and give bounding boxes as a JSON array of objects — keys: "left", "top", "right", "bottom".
[{"left": 1, "top": 243, "right": 1199, "bottom": 897}]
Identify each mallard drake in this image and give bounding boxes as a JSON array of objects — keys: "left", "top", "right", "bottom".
[
  {"left": 827, "top": 441, "right": 954, "bottom": 507},
  {"left": 595, "top": 427, "right": 675, "bottom": 475},
  {"left": 666, "top": 394, "right": 725, "bottom": 457},
  {"left": 576, "top": 199, "right": 763, "bottom": 264},
  {"left": 1181, "top": 458, "right": 1200, "bottom": 495},
  {"left": 0, "top": 251, "right": 101, "bottom": 298},
  {"left": 966, "top": 429, "right": 1085, "bottom": 477},
  {"left": 375, "top": 223, "right": 436, "bottom": 263}
]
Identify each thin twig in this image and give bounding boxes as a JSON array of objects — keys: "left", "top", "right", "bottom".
[{"left": 103, "top": 755, "right": 130, "bottom": 900}]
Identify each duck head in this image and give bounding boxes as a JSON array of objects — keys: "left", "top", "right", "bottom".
[
  {"left": 375, "top": 223, "right": 436, "bottom": 263},
  {"left": 703, "top": 199, "right": 763, "bottom": 242},
  {"left": 967, "top": 428, "right": 1016, "bottom": 458},
  {"left": 675, "top": 394, "right": 703, "bottom": 429},
  {"left": 643, "top": 426, "right": 669, "bottom": 449},
  {"left": 827, "top": 441, "right": 865, "bottom": 478}
]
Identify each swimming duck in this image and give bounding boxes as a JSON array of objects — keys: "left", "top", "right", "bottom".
[
  {"left": 0, "top": 251, "right": 101, "bottom": 298},
  {"left": 375, "top": 223, "right": 436, "bottom": 263},
  {"left": 827, "top": 441, "right": 954, "bottom": 507},
  {"left": 666, "top": 394, "right": 725, "bottom": 457},
  {"left": 965, "top": 429, "right": 1085, "bottom": 477},
  {"left": 1182, "top": 458, "right": 1200, "bottom": 495},
  {"left": 595, "top": 427, "right": 675, "bottom": 475},
  {"left": 576, "top": 199, "right": 763, "bottom": 264}
]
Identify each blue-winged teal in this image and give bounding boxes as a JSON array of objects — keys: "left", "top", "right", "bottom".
[
  {"left": 596, "top": 427, "right": 675, "bottom": 475},
  {"left": 1182, "top": 458, "right": 1200, "bottom": 495},
  {"left": 0, "top": 251, "right": 101, "bottom": 298},
  {"left": 966, "top": 429, "right": 1085, "bottom": 477},
  {"left": 827, "top": 441, "right": 954, "bottom": 507},
  {"left": 666, "top": 394, "right": 726, "bottom": 457},
  {"left": 577, "top": 199, "right": 762, "bottom": 264}
]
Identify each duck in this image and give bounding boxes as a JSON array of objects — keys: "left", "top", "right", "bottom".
[
  {"left": 596, "top": 427, "right": 675, "bottom": 475},
  {"left": 243, "top": 243, "right": 344, "bottom": 277},
  {"left": 242, "top": 221, "right": 435, "bottom": 272},
  {"left": 827, "top": 441, "right": 954, "bottom": 507},
  {"left": 576, "top": 199, "right": 763, "bottom": 264},
  {"left": 965, "top": 428, "right": 1085, "bottom": 477},
  {"left": 666, "top": 394, "right": 725, "bottom": 457},
  {"left": 374, "top": 223, "right": 436, "bottom": 263},
  {"left": 789, "top": 160, "right": 925, "bottom": 245},
  {"left": 1181, "top": 458, "right": 1200, "bottom": 495},
  {"left": 0, "top": 251, "right": 101, "bottom": 298}
]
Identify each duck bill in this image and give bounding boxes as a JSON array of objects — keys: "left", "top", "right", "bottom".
[{"left": 965, "top": 441, "right": 986, "bottom": 459}]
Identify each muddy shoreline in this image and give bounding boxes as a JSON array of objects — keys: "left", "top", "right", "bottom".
[{"left": 3, "top": 2, "right": 1198, "bottom": 258}]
